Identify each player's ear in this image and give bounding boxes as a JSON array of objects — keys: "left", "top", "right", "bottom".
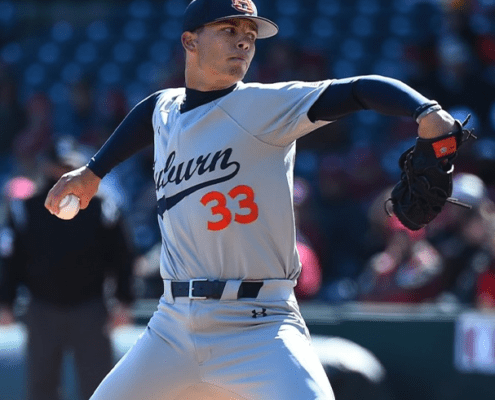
[{"left": 181, "top": 31, "right": 198, "bottom": 53}]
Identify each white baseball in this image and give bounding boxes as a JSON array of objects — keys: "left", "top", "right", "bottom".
[{"left": 56, "top": 194, "right": 80, "bottom": 220}]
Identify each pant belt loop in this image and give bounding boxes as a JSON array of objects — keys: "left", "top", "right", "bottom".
[
  {"left": 256, "top": 279, "right": 296, "bottom": 301},
  {"left": 220, "top": 280, "right": 243, "bottom": 301},
  {"left": 163, "top": 280, "right": 175, "bottom": 304}
]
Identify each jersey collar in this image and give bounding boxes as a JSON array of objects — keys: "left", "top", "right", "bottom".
[{"left": 180, "top": 83, "right": 238, "bottom": 113}]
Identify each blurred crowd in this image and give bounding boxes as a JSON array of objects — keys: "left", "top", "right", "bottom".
[{"left": 1, "top": 0, "right": 495, "bottom": 310}]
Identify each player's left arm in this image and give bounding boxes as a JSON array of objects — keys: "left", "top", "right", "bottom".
[
  {"left": 309, "top": 75, "right": 476, "bottom": 230},
  {"left": 307, "top": 75, "right": 456, "bottom": 137}
]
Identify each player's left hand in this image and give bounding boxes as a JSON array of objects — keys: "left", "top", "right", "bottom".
[
  {"left": 417, "top": 109, "right": 457, "bottom": 139},
  {"left": 387, "top": 113, "right": 477, "bottom": 230}
]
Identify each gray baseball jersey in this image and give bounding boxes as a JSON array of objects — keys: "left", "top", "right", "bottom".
[
  {"left": 152, "top": 80, "right": 332, "bottom": 282},
  {"left": 79, "top": 68, "right": 434, "bottom": 400},
  {"left": 90, "top": 80, "right": 336, "bottom": 400}
]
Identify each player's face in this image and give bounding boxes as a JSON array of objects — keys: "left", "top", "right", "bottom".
[{"left": 186, "top": 18, "right": 257, "bottom": 90}]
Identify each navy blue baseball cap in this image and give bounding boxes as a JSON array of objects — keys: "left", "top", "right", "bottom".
[{"left": 183, "top": 0, "right": 278, "bottom": 39}]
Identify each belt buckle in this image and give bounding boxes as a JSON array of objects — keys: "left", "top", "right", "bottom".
[{"left": 189, "top": 279, "right": 208, "bottom": 299}]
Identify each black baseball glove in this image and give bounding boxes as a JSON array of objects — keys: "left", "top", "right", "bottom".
[{"left": 387, "top": 115, "right": 477, "bottom": 231}]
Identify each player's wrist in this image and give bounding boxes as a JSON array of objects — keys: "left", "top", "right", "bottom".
[
  {"left": 417, "top": 109, "right": 456, "bottom": 139},
  {"left": 413, "top": 101, "right": 441, "bottom": 124}
]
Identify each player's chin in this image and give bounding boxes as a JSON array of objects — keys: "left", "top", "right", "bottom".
[{"left": 226, "top": 64, "right": 249, "bottom": 80}]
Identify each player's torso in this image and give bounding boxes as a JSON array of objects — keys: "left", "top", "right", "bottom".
[{"left": 153, "top": 88, "right": 298, "bottom": 281}]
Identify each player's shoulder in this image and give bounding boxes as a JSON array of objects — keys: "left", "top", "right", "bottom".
[
  {"left": 236, "top": 80, "right": 331, "bottom": 93},
  {"left": 227, "top": 81, "right": 332, "bottom": 104}
]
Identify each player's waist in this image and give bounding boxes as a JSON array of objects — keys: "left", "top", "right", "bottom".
[{"left": 162, "top": 279, "right": 296, "bottom": 302}]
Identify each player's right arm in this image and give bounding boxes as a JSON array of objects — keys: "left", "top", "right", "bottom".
[{"left": 45, "top": 92, "right": 160, "bottom": 215}]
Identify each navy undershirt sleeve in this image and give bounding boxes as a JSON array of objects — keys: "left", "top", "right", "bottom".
[
  {"left": 307, "top": 75, "right": 432, "bottom": 122},
  {"left": 87, "top": 92, "right": 160, "bottom": 178}
]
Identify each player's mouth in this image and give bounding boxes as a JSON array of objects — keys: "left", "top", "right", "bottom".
[{"left": 229, "top": 56, "right": 248, "bottom": 63}]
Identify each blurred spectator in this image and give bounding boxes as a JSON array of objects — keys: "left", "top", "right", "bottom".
[
  {"left": 69, "top": 79, "right": 96, "bottom": 139},
  {"left": 133, "top": 242, "right": 163, "bottom": 299},
  {"left": 357, "top": 187, "right": 445, "bottom": 303},
  {"left": 54, "top": 79, "right": 101, "bottom": 146},
  {"left": 470, "top": 137, "right": 495, "bottom": 186},
  {"left": 95, "top": 87, "right": 130, "bottom": 144},
  {"left": 317, "top": 152, "right": 373, "bottom": 292},
  {"left": 0, "top": 137, "right": 136, "bottom": 400},
  {"left": 429, "top": 173, "right": 495, "bottom": 306},
  {"left": 476, "top": 263, "right": 495, "bottom": 309},
  {"left": 409, "top": 0, "right": 494, "bottom": 132},
  {"left": 293, "top": 177, "right": 323, "bottom": 300},
  {"left": 0, "top": 66, "right": 25, "bottom": 180},
  {"left": 476, "top": 188, "right": 495, "bottom": 310},
  {"left": 12, "top": 92, "right": 53, "bottom": 177},
  {"left": 257, "top": 40, "right": 300, "bottom": 83}
]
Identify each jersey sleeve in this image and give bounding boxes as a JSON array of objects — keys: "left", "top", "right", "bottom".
[
  {"left": 87, "top": 91, "right": 160, "bottom": 178},
  {"left": 218, "top": 81, "right": 333, "bottom": 147},
  {"left": 308, "top": 75, "right": 432, "bottom": 122}
]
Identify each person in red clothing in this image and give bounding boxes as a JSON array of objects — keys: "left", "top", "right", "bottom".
[
  {"left": 427, "top": 173, "right": 495, "bottom": 306},
  {"left": 293, "top": 177, "right": 323, "bottom": 300},
  {"left": 357, "top": 187, "right": 445, "bottom": 303},
  {"left": 477, "top": 270, "right": 495, "bottom": 309},
  {"left": 475, "top": 204, "right": 495, "bottom": 310}
]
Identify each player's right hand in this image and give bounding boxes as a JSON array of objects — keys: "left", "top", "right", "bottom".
[{"left": 44, "top": 166, "right": 101, "bottom": 215}]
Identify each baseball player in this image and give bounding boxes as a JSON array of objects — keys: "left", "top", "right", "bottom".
[{"left": 44, "top": 0, "right": 460, "bottom": 399}]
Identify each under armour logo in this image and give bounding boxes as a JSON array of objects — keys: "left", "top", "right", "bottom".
[{"left": 252, "top": 308, "right": 267, "bottom": 318}]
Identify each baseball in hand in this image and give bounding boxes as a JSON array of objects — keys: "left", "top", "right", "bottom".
[{"left": 56, "top": 194, "right": 80, "bottom": 220}]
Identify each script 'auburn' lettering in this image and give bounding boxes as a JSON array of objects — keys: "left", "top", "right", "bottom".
[
  {"left": 154, "top": 148, "right": 238, "bottom": 191},
  {"left": 155, "top": 148, "right": 241, "bottom": 216}
]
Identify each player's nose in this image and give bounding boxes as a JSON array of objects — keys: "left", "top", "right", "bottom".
[
  {"left": 237, "top": 40, "right": 249, "bottom": 51},
  {"left": 236, "top": 35, "right": 252, "bottom": 51}
]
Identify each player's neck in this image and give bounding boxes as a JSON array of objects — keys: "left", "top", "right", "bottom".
[
  {"left": 185, "top": 68, "right": 241, "bottom": 91},
  {"left": 181, "top": 83, "right": 237, "bottom": 113},
  {"left": 185, "top": 79, "right": 239, "bottom": 91}
]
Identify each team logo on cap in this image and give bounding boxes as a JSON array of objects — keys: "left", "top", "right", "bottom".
[{"left": 232, "top": 0, "right": 255, "bottom": 14}]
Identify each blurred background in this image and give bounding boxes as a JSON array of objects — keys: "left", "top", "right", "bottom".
[{"left": 0, "top": 0, "right": 495, "bottom": 399}]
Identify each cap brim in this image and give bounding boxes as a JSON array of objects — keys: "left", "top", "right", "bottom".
[{"left": 209, "top": 15, "right": 278, "bottom": 39}]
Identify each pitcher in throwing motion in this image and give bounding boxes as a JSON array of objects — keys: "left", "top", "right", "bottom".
[{"left": 45, "top": 0, "right": 459, "bottom": 398}]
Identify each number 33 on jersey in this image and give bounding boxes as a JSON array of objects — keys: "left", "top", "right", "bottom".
[{"left": 201, "top": 184, "right": 259, "bottom": 231}]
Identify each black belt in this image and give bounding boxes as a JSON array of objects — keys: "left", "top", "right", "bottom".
[{"left": 171, "top": 279, "right": 264, "bottom": 299}]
